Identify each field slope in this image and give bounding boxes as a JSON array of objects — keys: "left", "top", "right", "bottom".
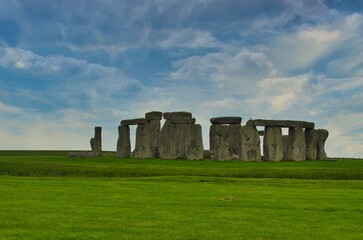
[{"left": 0, "top": 151, "right": 362, "bottom": 239}]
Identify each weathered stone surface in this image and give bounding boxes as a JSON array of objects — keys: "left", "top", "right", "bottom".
[
  {"left": 203, "top": 150, "right": 212, "bottom": 159},
  {"left": 258, "top": 130, "right": 264, "bottom": 136},
  {"left": 286, "top": 127, "right": 306, "bottom": 161},
  {"left": 317, "top": 129, "right": 329, "bottom": 160},
  {"left": 159, "top": 120, "right": 178, "bottom": 159},
  {"left": 147, "top": 119, "right": 161, "bottom": 157},
  {"left": 116, "top": 125, "right": 131, "bottom": 158},
  {"left": 305, "top": 128, "right": 318, "bottom": 160},
  {"left": 229, "top": 124, "right": 242, "bottom": 157},
  {"left": 282, "top": 135, "right": 289, "bottom": 160},
  {"left": 247, "top": 119, "right": 315, "bottom": 129},
  {"left": 133, "top": 124, "right": 153, "bottom": 158},
  {"left": 210, "top": 117, "right": 242, "bottom": 125},
  {"left": 121, "top": 118, "right": 147, "bottom": 126},
  {"left": 170, "top": 117, "right": 196, "bottom": 124},
  {"left": 263, "top": 127, "right": 283, "bottom": 161},
  {"left": 209, "top": 125, "right": 217, "bottom": 151},
  {"left": 240, "top": 125, "right": 261, "bottom": 161},
  {"left": 145, "top": 111, "right": 162, "bottom": 120},
  {"left": 163, "top": 111, "right": 192, "bottom": 120},
  {"left": 213, "top": 125, "right": 231, "bottom": 161},
  {"left": 186, "top": 124, "right": 204, "bottom": 160},
  {"left": 90, "top": 126, "right": 102, "bottom": 156}
]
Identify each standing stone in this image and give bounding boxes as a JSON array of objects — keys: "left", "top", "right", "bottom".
[
  {"left": 240, "top": 125, "right": 261, "bottom": 161},
  {"left": 209, "top": 125, "right": 217, "bottom": 151},
  {"left": 213, "top": 125, "right": 231, "bottom": 161},
  {"left": 305, "top": 129, "right": 318, "bottom": 160},
  {"left": 263, "top": 127, "right": 283, "bottom": 161},
  {"left": 159, "top": 120, "right": 178, "bottom": 159},
  {"left": 286, "top": 127, "right": 306, "bottom": 161},
  {"left": 90, "top": 126, "right": 102, "bottom": 156},
  {"left": 133, "top": 124, "right": 153, "bottom": 159},
  {"left": 317, "top": 129, "right": 329, "bottom": 160},
  {"left": 282, "top": 135, "right": 289, "bottom": 160},
  {"left": 186, "top": 124, "right": 204, "bottom": 160},
  {"left": 147, "top": 119, "right": 161, "bottom": 157},
  {"left": 175, "top": 123, "right": 189, "bottom": 159},
  {"left": 116, "top": 125, "right": 131, "bottom": 158},
  {"left": 229, "top": 124, "right": 242, "bottom": 157}
]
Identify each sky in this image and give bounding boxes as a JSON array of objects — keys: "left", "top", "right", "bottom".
[{"left": 0, "top": 0, "right": 363, "bottom": 158}]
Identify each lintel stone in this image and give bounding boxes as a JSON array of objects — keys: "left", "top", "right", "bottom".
[
  {"left": 163, "top": 111, "right": 192, "bottom": 120},
  {"left": 145, "top": 111, "right": 162, "bottom": 120},
  {"left": 210, "top": 117, "right": 242, "bottom": 125},
  {"left": 170, "top": 117, "right": 196, "bottom": 124},
  {"left": 121, "top": 118, "right": 147, "bottom": 125},
  {"left": 247, "top": 119, "right": 314, "bottom": 129}
]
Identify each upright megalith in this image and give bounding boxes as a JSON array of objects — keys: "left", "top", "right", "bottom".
[
  {"left": 240, "top": 125, "right": 261, "bottom": 161},
  {"left": 213, "top": 125, "right": 231, "bottom": 161},
  {"left": 229, "top": 124, "right": 242, "bottom": 157},
  {"left": 134, "top": 123, "right": 153, "bottom": 158},
  {"left": 305, "top": 129, "right": 329, "bottom": 160},
  {"left": 317, "top": 129, "right": 329, "bottom": 160},
  {"left": 286, "top": 127, "right": 306, "bottom": 161},
  {"left": 69, "top": 126, "right": 102, "bottom": 158},
  {"left": 159, "top": 120, "right": 178, "bottom": 159},
  {"left": 90, "top": 126, "right": 102, "bottom": 156},
  {"left": 209, "top": 116, "right": 242, "bottom": 160},
  {"left": 305, "top": 129, "right": 318, "bottom": 160},
  {"left": 145, "top": 111, "right": 162, "bottom": 158},
  {"left": 116, "top": 125, "right": 131, "bottom": 158},
  {"left": 159, "top": 111, "right": 203, "bottom": 160},
  {"left": 263, "top": 127, "right": 283, "bottom": 161}
]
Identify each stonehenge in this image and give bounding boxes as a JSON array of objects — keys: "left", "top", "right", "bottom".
[{"left": 69, "top": 111, "right": 329, "bottom": 161}]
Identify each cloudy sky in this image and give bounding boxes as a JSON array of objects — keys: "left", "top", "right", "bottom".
[{"left": 0, "top": 0, "right": 362, "bottom": 157}]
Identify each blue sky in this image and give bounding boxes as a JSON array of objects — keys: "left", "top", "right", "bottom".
[{"left": 0, "top": 0, "right": 362, "bottom": 157}]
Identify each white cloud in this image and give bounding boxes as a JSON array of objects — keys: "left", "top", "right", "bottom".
[
  {"left": 0, "top": 101, "right": 22, "bottom": 113},
  {"left": 170, "top": 48, "right": 275, "bottom": 93}
]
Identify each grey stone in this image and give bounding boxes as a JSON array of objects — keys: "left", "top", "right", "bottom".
[
  {"left": 229, "top": 124, "right": 242, "bottom": 157},
  {"left": 286, "top": 127, "right": 306, "bottom": 161},
  {"left": 90, "top": 126, "right": 102, "bottom": 156},
  {"left": 116, "top": 125, "right": 131, "bottom": 158},
  {"left": 121, "top": 118, "right": 147, "bottom": 126},
  {"left": 240, "top": 125, "right": 261, "bottom": 161},
  {"left": 170, "top": 117, "right": 196, "bottom": 124},
  {"left": 263, "top": 127, "right": 283, "bottom": 161},
  {"left": 282, "top": 135, "right": 289, "bottom": 160},
  {"left": 317, "top": 129, "right": 329, "bottom": 160},
  {"left": 163, "top": 111, "right": 192, "bottom": 120},
  {"left": 133, "top": 124, "right": 153, "bottom": 158},
  {"left": 209, "top": 125, "right": 217, "bottom": 151},
  {"left": 145, "top": 111, "right": 162, "bottom": 120},
  {"left": 247, "top": 119, "right": 315, "bottom": 129},
  {"left": 213, "top": 125, "right": 231, "bottom": 161},
  {"left": 258, "top": 130, "right": 264, "bottom": 136},
  {"left": 305, "top": 128, "right": 318, "bottom": 160},
  {"left": 210, "top": 117, "right": 242, "bottom": 125},
  {"left": 159, "top": 120, "right": 178, "bottom": 159},
  {"left": 147, "top": 119, "right": 161, "bottom": 158},
  {"left": 203, "top": 150, "right": 212, "bottom": 159},
  {"left": 186, "top": 124, "right": 204, "bottom": 160}
]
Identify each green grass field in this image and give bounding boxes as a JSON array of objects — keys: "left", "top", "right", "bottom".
[{"left": 0, "top": 151, "right": 362, "bottom": 239}]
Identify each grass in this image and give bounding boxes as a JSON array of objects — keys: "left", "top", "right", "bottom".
[
  {"left": 0, "top": 151, "right": 362, "bottom": 239},
  {"left": 0, "top": 176, "right": 362, "bottom": 240},
  {"left": 0, "top": 151, "right": 362, "bottom": 180}
]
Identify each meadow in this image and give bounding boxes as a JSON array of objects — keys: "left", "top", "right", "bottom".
[{"left": 0, "top": 151, "right": 362, "bottom": 239}]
